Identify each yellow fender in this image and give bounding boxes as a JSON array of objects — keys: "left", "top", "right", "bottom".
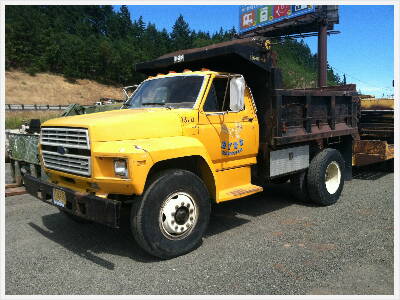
[{"left": 132, "top": 136, "right": 219, "bottom": 199}]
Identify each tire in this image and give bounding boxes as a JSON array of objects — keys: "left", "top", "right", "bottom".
[
  {"left": 307, "top": 148, "right": 345, "bottom": 206},
  {"left": 59, "top": 210, "right": 92, "bottom": 224},
  {"left": 290, "top": 171, "right": 309, "bottom": 202},
  {"left": 130, "top": 169, "right": 211, "bottom": 259}
]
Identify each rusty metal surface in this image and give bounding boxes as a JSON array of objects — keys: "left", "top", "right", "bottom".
[
  {"left": 274, "top": 127, "right": 358, "bottom": 146},
  {"left": 360, "top": 98, "right": 394, "bottom": 110},
  {"left": 7, "top": 133, "right": 40, "bottom": 164},
  {"left": 353, "top": 140, "right": 394, "bottom": 166},
  {"left": 271, "top": 88, "right": 358, "bottom": 146}
]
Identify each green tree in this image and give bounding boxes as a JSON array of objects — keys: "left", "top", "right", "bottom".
[
  {"left": 171, "top": 14, "right": 192, "bottom": 50},
  {"left": 5, "top": 5, "right": 341, "bottom": 88}
]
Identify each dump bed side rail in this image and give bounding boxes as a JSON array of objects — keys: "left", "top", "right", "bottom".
[{"left": 270, "top": 86, "right": 359, "bottom": 146}]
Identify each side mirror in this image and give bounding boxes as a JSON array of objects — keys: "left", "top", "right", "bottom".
[
  {"left": 229, "top": 76, "right": 245, "bottom": 112},
  {"left": 123, "top": 85, "right": 139, "bottom": 100}
]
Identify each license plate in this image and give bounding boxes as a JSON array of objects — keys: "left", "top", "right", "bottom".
[{"left": 53, "top": 188, "right": 67, "bottom": 207}]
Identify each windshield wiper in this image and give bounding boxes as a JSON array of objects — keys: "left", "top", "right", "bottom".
[
  {"left": 141, "top": 102, "right": 173, "bottom": 109},
  {"left": 142, "top": 102, "right": 165, "bottom": 106}
]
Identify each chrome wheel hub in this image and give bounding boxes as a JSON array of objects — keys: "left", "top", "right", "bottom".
[{"left": 159, "top": 192, "right": 197, "bottom": 239}]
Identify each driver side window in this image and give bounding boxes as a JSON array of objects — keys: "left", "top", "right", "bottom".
[{"left": 203, "top": 77, "right": 230, "bottom": 112}]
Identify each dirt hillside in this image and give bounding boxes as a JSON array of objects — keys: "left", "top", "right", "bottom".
[{"left": 5, "top": 70, "right": 124, "bottom": 105}]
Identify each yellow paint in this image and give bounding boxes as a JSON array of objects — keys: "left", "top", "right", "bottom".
[
  {"left": 216, "top": 166, "right": 263, "bottom": 202},
  {"left": 41, "top": 70, "right": 262, "bottom": 203},
  {"left": 360, "top": 98, "right": 394, "bottom": 110}
]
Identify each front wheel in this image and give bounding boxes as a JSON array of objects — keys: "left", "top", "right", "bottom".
[
  {"left": 307, "top": 148, "right": 345, "bottom": 206},
  {"left": 130, "top": 169, "right": 211, "bottom": 259}
]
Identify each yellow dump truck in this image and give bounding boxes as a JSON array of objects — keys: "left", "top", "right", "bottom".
[{"left": 24, "top": 38, "right": 372, "bottom": 258}]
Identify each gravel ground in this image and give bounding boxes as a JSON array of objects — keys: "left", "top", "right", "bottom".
[{"left": 5, "top": 163, "right": 394, "bottom": 295}]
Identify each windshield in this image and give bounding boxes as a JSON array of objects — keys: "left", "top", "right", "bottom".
[{"left": 124, "top": 75, "right": 205, "bottom": 109}]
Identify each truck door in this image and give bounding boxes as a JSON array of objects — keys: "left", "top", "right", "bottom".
[{"left": 198, "top": 75, "right": 259, "bottom": 171}]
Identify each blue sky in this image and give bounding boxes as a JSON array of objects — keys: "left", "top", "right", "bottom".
[{"left": 115, "top": 5, "right": 394, "bottom": 97}]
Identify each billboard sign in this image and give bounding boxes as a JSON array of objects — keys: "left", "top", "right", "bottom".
[{"left": 239, "top": 5, "right": 316, "bottom": 35}]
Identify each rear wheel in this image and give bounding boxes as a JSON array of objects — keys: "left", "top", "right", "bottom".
[
  {"left": 307, "top": 148, "right": 345, "bottom": 206},
  {"left": 131, "top": 169, "right": 211, "bottom": 259}
]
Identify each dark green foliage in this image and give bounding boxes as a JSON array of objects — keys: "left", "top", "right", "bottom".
[
  {"left": 171, "top": 14, "right": 192, "bottom": 51},
  {"left": 5, "top": 5, "right": 341, "bottom": 87},
  {"left": 273, "top": 38, "right": 342, "bottom": 88}
]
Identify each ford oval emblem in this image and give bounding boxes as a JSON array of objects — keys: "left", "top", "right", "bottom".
[{"left": 57, "top": 146, "right": 67, "bottom": 155}]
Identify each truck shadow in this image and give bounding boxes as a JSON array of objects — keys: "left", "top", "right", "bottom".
[
  {"left": 205, "top": 182, "right": 296, "bottom": 237},
  {"left": 28, "top": 182, "right": 301, "bottom": 268},
  {"left": 352, "top": 161, "right": 393, "bottom": 180}
]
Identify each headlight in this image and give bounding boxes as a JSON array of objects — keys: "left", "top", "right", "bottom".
[{"left": 114, "top": 159, "right": 128, "bottom": 178}]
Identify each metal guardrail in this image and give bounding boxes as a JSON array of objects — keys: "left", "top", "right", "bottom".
[{"left": 5, "top": 104, "right": 70, "bottom": 111}]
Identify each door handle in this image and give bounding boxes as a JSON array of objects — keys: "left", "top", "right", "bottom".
[{"left": 242, "top": 116, "right": 254, "bottom": 122}]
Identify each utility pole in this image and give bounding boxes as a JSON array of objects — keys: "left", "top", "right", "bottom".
[{"left": 318, "top": 19, "right": 328, "bottom": 87}]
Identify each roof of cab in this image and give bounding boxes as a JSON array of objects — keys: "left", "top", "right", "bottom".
[{"left": 135, "top": 37, "right": 274, "bottom": 76}]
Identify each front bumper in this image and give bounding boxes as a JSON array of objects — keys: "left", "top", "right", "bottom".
[{"left": 23, "top": 174, "right": 121, "bottom": 228}]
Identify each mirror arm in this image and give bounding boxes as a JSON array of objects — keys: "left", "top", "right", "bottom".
[{"left": 221, "top": 74, "right": 231, "bottom": 111}]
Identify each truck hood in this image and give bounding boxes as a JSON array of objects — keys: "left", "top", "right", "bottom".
[{"left": 42, "top": 108, "right": 185, "bottom": 142}]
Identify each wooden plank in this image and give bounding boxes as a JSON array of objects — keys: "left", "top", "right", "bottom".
[
  {"left": 5, "top": 187, "right": 27, "bottom": 197},
  {"left": 5, "top": 183, "right": 21, "bottom": 189}
]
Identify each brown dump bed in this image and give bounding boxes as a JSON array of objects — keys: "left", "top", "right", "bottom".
[{"left": 271, "top": 85, "right": 358, "bottom": 146}]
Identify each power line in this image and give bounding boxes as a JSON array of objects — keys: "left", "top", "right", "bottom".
[{"left": 330, "top": 65, "right": 393, "bottom": 92}]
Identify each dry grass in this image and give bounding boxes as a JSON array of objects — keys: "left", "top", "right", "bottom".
[
  {"left": 5, "top": 70, "right": 124, "bottom": 105},
  {"left": 5, "top": 111, "right": 61, "bottom": 129}
]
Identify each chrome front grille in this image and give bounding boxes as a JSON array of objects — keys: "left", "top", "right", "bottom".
[
  {"left": 40, "top": 127, "right": 91, "bottom": 176},
  {"left": 41, "top": 127, "right": 90, "bottom": 149},
  {"left": 42, "top": 151, "right": 91, "bottom": 176}
]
